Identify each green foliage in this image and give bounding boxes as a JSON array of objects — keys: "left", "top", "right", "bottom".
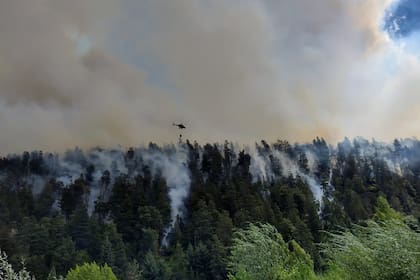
[
  {"left": 66, "top": 262, "right": 117, "bottom": 280},
  {"left": 228, "top": 223, "right": 287, "bottom": 280},
  {"left": 320, "top": 197, "right": 420, "bottom": 279},
  {"left": 166, "top": 243, "right": 189, "bottom": 280},
  {"left": 125, "top": 260, "right": 142, "bottom": 280},
  {"left": 228, "top": 269, "right": 253, "bottom": 280},
  {"left": 374, "top": 196, "right": 402, "bottom": 221},
  {"left": 141, "top": 251, "right": 169, "bottom": 280},
  {"left": 0, "top": 249, "right": 34, "bottom": 280},
  {"left": 316, "top": 264, "right": 346, "bottom": 280},
  {"left": 322, "top": 219, "right": 420, "bottom": 280},
  {"left": 229, "top": 209, "right": 420, "bottom": 280},
  {"left": 1, "top": 139, "right": 420, "bottom": 279},
  {"left": 97, "top": 223, "right": 128, "bottom": 278},
  {"left": 228, "top": 223, "right": 316, "bottom": 280}
]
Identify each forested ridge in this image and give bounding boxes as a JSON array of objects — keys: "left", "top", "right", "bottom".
[{"left": 0, "top": 137, "right": 419, "bottom": 279}]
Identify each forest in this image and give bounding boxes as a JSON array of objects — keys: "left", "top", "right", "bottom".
[{"left": 0, "top": 137, "right": 419, "bottom": 279}]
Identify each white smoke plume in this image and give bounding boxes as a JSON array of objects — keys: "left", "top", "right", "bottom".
[
  {"left": 249, "top": 146, "right": 274, "bottom": 183},
  {"left": 137, "top": 145, "right": 191, "bottom": 245},
  {"left": 248, "top": 145, "right": 324, "bottom": 208},
  {"left": 305, "top": 150, "right": 319, "bottom": 174},
  {"left": 272, "top": 150, "right": 324, "bottom": 208}
]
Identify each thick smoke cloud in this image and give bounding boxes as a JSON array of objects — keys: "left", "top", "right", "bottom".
[
  {"left": 1, "top": 0, "right": 420, "bottom": 153},
  {"left": 0, "top": 0, "right": 183, "bottom": 152}
]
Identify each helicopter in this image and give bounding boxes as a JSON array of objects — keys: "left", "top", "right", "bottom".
[{"left": 172, "top": 123, "right": 186, "bottom": 129}]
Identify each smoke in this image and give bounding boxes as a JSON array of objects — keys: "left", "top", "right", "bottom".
[
  {"left": 0, "top": 0, "right": 183, "bottom": 153},
  {"left": 137, "top": 145, "right": 191, "bottom": 245},
  {"left": 3, "top": 144, "right": 192, "bottom": 221},
  {"left": 3, "top": 0, "right": 420, "bottom": 153},
  {"left": 248, "top": 145, "right": 324, "bottom": 207},
  {"left": 305, "top": 150, "right": 319, "bottom": 174},
  {"left": 272, "top": 150, "right": 324, "bottom": 207},
  {"left": 57, "top": 146, "right": 191, "bottom": 222},
  {"left": 249, "top": 146, "right": 274, "bottom": 183},
  {"left": 3, "top": 137, "right": 420, "bottom": 245}
]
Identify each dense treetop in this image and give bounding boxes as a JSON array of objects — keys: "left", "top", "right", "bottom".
[{"left": 0, "top": 137, "right": 419, "bottom": 279}]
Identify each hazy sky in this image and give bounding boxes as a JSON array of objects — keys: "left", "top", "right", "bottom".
[{"left": 1, "top": 0, "right": 420, "bottom": 152}]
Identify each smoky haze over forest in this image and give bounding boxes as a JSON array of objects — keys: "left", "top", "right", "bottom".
[
  {"left": 2, "top": 0, "right": 420, "bottom": 152},
  {"left": 1, "top": 136, "right": 418, "bottom": 247}
]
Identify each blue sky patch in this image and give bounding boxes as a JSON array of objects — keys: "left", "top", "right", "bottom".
[{"left": 384, "top": 0, "right": 420, "bottom": 38}]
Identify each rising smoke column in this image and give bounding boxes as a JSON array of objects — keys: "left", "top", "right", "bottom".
[
  {"left": 138, "top": 144, "right": 191, "bottom": 245},
  {"left": 272, "top": 150, "right": 324, "bottom": 208},
  {"left": 249, "top": 145, "right": 274, "bottom": 184},
  {"left": 249, "top": 145, "right": 324, "bottom": 209}
]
